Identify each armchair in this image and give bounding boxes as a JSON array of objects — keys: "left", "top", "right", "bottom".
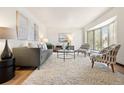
[
  {"left": 90, "top": 44, "right": 121, "bottom": 72},
  {"left": 76, "top": 43, "right": 90, "bottom": 56}
]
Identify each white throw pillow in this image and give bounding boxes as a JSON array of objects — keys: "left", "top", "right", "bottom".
[
  {"left": 37, "top": 42, "right": 43, "bottom": 48},
  {"left": 42, "top": 43, "right": 48, "bottom": 50},
  {"left": 20, "top": 43, "right": 28, "bottom": 48},
  {"left": 28, "top": 42, "right": 38, "bottom": 48},
  {"left": 37, "top": 42, "right": 48, "bottom": 50}
]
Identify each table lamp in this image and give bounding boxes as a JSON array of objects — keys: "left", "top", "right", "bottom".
[
  {"left": 0, "top": 27, "right": 16, "bottom": 59},
  {"left": 67, "top": 34, "right": 73, "bottom": 45},
  {"left": 43, "top": 38, "right": 48, "bottom": 43}
]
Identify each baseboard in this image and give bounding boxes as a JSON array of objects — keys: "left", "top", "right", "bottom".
[{"left": 116, "top": 62, "right": 124, "bottom": 67}]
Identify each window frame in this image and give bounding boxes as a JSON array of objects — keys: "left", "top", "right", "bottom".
[{"left": 87, "top": 21, "right": 116, "bottom": 50}]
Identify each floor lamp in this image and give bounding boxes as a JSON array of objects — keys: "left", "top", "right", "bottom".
[{"left": 0, "top": 27, "right": 16, "bottom": 59}]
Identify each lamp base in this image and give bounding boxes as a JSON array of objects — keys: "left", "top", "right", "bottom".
[{"left": 1, "top": 40, "right": 12, "bottom": 60}]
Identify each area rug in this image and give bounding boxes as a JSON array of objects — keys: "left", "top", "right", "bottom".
[{"left": 22, "top": 53, "right": 124, "bottom": 85}]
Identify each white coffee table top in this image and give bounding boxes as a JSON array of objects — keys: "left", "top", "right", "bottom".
[{"left": 57, "top": 49, "right": 75, "bottom": 53}]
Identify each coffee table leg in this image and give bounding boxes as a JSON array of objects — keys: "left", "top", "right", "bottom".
[
  {"left": 57, "top": 51, "right": 58, "bottom": 58},
  {"left": 64, "top": 52, "right": 65, "bottom": 61},
  {"left": 57, "top": 51, "right": 59, "bottom": 58},
  {"left": 74, "top": 52, "right": 75, "bottom": 59}
]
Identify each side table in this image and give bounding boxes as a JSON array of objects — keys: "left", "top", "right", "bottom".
[{"left": 0, "top": 58, "right": 15, "bottom": 84}]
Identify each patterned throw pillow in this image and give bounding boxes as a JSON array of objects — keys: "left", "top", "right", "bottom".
[
  {"left": 38, "top": 43, "right": 48, "bottom": 50},
  {"left": 28, "top": 42, "right": 38, "bottom": 48}
]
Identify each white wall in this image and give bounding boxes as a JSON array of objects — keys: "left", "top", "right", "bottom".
[
  {"left": 83, "top": 8, "right": 124, "bottom": 65},
  {"left": 46, "top": 27, "right": 83, "bottom": 50},
  {"left": 0, "top": 7, "right": 47, "bottom": 55},
  {"left": 39, "top": 23, "right": 47, "bottom": 38}
]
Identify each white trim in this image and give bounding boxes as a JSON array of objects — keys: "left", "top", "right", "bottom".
[{"left": 88, "top": 16, "right": 117, "bottom": 31}]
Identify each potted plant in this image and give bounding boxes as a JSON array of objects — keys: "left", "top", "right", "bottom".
[{"left": 46, "top": 43, "right": 54, "bottom": 49}]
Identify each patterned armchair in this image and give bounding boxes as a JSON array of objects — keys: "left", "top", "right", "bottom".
[{"left": 90, "top": 44, "right": 121, "bottom": 72}]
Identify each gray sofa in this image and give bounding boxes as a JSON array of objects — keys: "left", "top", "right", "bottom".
[{"left": 12, "top": 48, "right": 52, "bottom": 69}]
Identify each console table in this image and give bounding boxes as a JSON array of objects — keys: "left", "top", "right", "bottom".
[{"left": 0, "top": 58, "right": 15, "bottom": 84}]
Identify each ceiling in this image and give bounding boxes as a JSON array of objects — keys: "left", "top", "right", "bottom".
[{"left": 27, "top": 7, "right": 111, "bottom": 28}]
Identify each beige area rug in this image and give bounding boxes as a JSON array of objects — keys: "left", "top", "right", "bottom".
[{"left": 22, "top": 53, "right": 124, "bottom": 85}]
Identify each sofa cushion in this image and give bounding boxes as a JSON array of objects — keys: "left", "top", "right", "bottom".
[
  {"left": 38, "top": 42, "right": 47, "bottom": 50},
  {"left": 28, "top": 42, "right": 38, "bottom": 48}
]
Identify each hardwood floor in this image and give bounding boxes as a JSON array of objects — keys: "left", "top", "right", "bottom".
[
  {"left": 2, "top": 68, "right": 34, "bottom": 85},
  {"left": 115, "top": 64, "right": 124, "bottom": 74},
  {"left": 1, "top": 64, "right": 124, "bottom": 85}
]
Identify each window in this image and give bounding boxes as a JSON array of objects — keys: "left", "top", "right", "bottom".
[
  {"left": 101, "top": 26, "right": 109, "bottom": 48},
  {"left": 87, "top": 20, "right": 117, "bottom": 50},
  {"left": 94, "top": 29, "right": 101, "bottom": 50},
  {"left": 109, "top": 22, "right": 117, "bottom": 45},
  {"left": 87, "top": 31, "right": 94, "bottom": 49}
]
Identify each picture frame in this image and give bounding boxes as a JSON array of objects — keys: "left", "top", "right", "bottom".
[
  {"left": 16, "top": 11, "right": 28, "bottom": 40},
  {"left": 34, "top": 23, "right": 39, "bottom": 41},
  {"left": 58, "top": 33, "right": 68, "bottom": 42},
  {"left": 28, "top": 20, "right": 35, "bottom": 40}
]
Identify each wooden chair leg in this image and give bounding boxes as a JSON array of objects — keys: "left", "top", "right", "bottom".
[
  {"left": 107, "top": 63, "right": 109, "bottom": 67},
  {"left": 111, "top": 64, "right": 115, "bottom": 73},
  {"left": 91, "top": 59, "right": 94, "bottom": 68}
]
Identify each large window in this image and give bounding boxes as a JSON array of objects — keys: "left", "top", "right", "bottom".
[
  {"left": 87, "top": 21, "right": 117, "bottom": 50},
  {"left": 87, "top": 31, "right": 94, "bottom": 49},
  {"left": 94, "top": 29, "right": 101, "bottom": 50},
  {"left": 109, "top": 22, "right": 117, "bottom": 45},
  {"left": 101, "top": 26, "right": 109, "bottom": 48}
]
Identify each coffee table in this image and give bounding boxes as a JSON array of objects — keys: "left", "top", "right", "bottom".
[{"left": 57, "top": 49, "right": 76, "bottom": 61}]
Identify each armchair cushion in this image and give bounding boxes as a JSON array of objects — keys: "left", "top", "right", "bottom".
[{"left": 90, "top": 53, "right": 102, "bottom": 62}]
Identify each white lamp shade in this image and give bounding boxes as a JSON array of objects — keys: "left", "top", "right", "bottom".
[
  {"left": 0, "top": 27, "right": 16, "bottom": 39},
  {"left": 67, "top": 34, "right": 73, "bottom": 41},
  {"left": 43, "top": 38, "right": 48, "bottom": 43}
]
